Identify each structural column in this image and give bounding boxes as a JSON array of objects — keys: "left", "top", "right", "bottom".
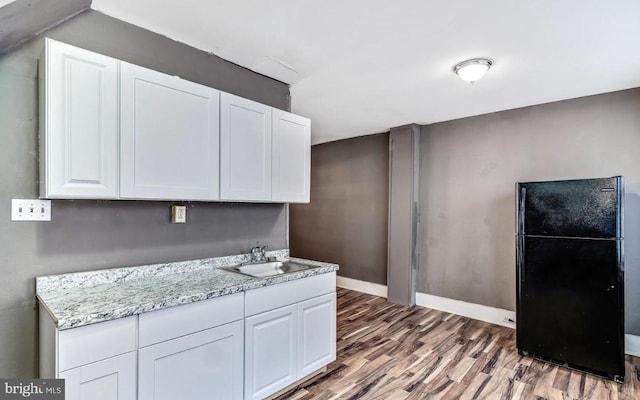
[{"left": 387, "top": 124, "right": 420, "bottom": 306}]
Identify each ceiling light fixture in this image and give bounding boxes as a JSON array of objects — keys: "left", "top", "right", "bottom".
[{"left": 454, "top": 58, "right": 493, "bottom": 83}]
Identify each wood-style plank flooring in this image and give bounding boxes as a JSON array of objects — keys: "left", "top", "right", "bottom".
[{"left": 278, "top": 288, "right": 640, "bottom": 400}]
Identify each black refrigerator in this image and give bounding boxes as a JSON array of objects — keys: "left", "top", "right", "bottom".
[{"left": 516, "top": 176, "right": 625, "bottom": 382}]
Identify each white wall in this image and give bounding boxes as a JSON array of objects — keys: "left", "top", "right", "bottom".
[{"left": 418, "top": 89, "right": 640, "bottom": 334}]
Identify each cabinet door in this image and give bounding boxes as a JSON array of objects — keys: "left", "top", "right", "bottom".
[
  {"left": 120, "top": 63, "right": 220, "bottom": 200},
  {"left": 60, "top": 351, "right": 136, "bottom": 400},
  {"left": 272, "top": 109, "right": 311, "bottom": 203},
  {"left": 41, "top": 38, "right": 119, "bottom": 199},
  {"left": 297, "top": 293, "right": 336, "bottom": 378},
  {"left": 138, "top": 320, "right": 243, "bottom": 400},
  {"left": 245, "top": 305, "right": 297, "bottom": 400},
  {"left": 220, "top": 92, "right": 272, "bottom": 201}
]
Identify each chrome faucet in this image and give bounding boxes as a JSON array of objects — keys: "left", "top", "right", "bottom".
[{"left": 249, "top": 245, "right": 267, "bottom": 263}]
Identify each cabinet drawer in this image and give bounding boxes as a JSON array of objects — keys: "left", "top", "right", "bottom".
[
  {"left": 245, "top": 272, "right": 336, "bottom": 317},
  {"left": 58, "top": 316, "right": 137, "bottom": 372},
  {"left": 139, "top": 293, "right": 243, "bottom": 347}
]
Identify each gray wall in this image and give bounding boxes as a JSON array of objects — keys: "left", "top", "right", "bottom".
[
  {"left": 418, "top": 89, "right": 640, "bottom": 335},
  {"left": 289, "top": 133, "right": 389, "bottom": 285},
  {"left": 0, "top": 0, "right": 90, "bottom": 54},
  {"left": 288, "top": 88, "right": 640, "bottom": 336},
  {"left": 0, "top": 10, "right": 289, "bottom": 377}
]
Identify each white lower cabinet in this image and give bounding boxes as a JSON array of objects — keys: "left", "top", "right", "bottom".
[
  {"left": 60, "top": 352, "right": 137, "bottom": 400},
  {"left": 245, "top": 305, "right": 298, "bottom": 400},
  {"left": 138, "top": 321, "right": 244, "bottom": 400},
  {"left": 39, "top": 312, "right": 138, "bottom": 400},
  {"left": 298, "top": 294, "right": 337, "bottom": 378},
  {"left": 244, "top": 273, "right": 337, "bottom": 400},
  {"left": 40, "top": 273, "right": 336, "bottom": 400},
  {"left": 137, "top": 293, "right": 244, "bottom": 400}
]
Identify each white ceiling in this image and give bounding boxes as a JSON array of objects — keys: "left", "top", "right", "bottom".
[{"left": 91, "top": 0, "right": 640, "bottom": 144}]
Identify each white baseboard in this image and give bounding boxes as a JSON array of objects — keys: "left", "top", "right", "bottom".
[
  {"left": 415, "top": 292, "right": 517, "bottom": 329},
  {"left": 336, "top": 276, "right": 387, "bottom": 298},
  {"left": 339, "top": 277, "right": 639, "bottom": 356},
  {"left": 626, "top": 334, "right": 640, "bottom": 357}
]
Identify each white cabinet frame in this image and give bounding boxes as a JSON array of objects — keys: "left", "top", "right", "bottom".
[
  {"left": 220, "top": 92, "right": 272, "bottom": 201},
  {"left": 120, "top": 62, "right": 220, "bottom": 200},
  {"left": 40, "top": 38, "right": 119, "bottom": 199},
  {"left": 298, "top": 293, "right": 336, "bottom": 377},
  {"left": 60, "top": 352, "right": 137, "bottom": 400},
  {"left": 138, "top": 321, "right": 244, "bottom": 400},
  {"left": 272, "top": 109, "right": 311, "bottom": 203},
  {"left": 244, "top": 305, "right": 298, "bottom": 400}
]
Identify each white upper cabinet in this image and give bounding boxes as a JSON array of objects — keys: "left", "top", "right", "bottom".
[
  {"left": 40, "top": 39, "right": 311, "bottom": 203},
  {"left": 40, "top": 38, "right": 119, "bottom": 199},
  {"left": 120, "top": 63, "right": 220, "bottom": 200},
  {"left": 220, "top": 92, "right": 272, "bottom": 202},
  {"left": 272, "top": 109, "right": 311, "bottom": 203}
]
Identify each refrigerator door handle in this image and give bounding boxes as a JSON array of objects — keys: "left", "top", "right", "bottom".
[
  {"left": 618, "top": 239, "right": 624, "bottom": 273},
  {"left": 518, "top": 187, "right": 526, "bottom": 234},
  {"left": 617, "top": 176, "right": 624, "bottom": 239},
  {"left": 517, "top": 235, "right": 525, "bottom": 282}
]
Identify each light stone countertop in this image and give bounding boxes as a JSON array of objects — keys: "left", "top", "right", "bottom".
[{"left": 36, "top": 249, "right": 339, "bottom": 330}]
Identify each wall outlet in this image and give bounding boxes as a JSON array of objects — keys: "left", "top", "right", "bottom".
[
  {"left": 171, "top": 205, "right": 186, "bottom": 223},
  {"left": 12, "top": 199, "right": 51, "bottom": 221}
]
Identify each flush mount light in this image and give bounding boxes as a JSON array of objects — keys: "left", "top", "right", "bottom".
[{"left": 454, "top": 58, "right": 493, "bottom": 83}]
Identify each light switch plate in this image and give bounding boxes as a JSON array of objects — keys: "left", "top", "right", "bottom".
[
  {"left": 12, "top": 199, "right": 51, "bottom": 221},
  {"left": 171, "top": 205, "right": 186, "bottom": 223}
]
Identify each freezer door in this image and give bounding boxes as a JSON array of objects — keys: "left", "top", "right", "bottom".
[
  {"left": 516, "top": 236, "right": 625, "bottom": 380},
  {"left": 517, "top": 177, "right": 622, "bottom": 238}
]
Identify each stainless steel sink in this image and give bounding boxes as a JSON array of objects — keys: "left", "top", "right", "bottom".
[{"left": 221, "top": 261, "right": 316, "bottom": 278}]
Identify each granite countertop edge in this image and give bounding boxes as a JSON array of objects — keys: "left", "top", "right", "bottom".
[{"left": 36, "top": 251, "right": 339, "bottom": 330}]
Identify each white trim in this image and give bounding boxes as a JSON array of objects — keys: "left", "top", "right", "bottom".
[
  {"left": 336, "top": 276, "right": 387, "bottom": 298},
  {"left": 416, "top": 292, "right": 516, "bottom": 329},
  {"left": 626, "top": 334, "right": 640, "bottom": 357}
]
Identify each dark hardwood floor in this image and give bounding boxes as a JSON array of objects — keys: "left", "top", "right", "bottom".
[{"left": 278, "top": 288, "right": 640, "bottom": 400}]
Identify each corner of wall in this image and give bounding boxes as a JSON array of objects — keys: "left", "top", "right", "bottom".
[{"left": 0, "top": 0, "right": 91, "bottom": 55}]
